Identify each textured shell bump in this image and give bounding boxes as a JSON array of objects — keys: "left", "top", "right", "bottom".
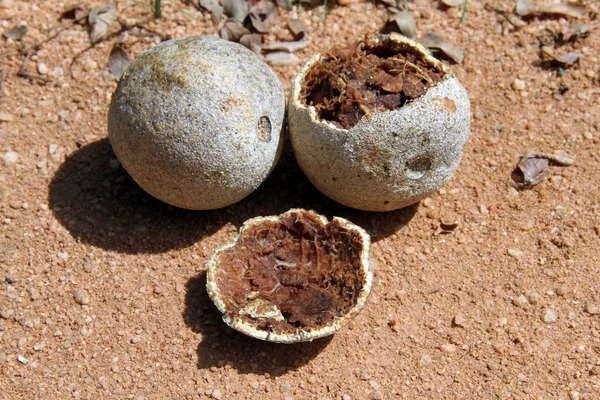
[
  {"left": 108, "top": 36, "right": 285, "bottom": 210},
  {"left": 288, "top": 33, "right": 471, "bottom": 212}
]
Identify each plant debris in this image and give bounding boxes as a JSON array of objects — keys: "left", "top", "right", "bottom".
[
  {"left": 264, "top": 51, "right": 298, "bottom": 65},
  {"left": 560, "top": 23, "right": 593, "bottom": 42},
  {"left": 88, "top": 4, "right": 116, "bottom": 43},
  {"left": 513, "top": 151, "right": 574, "bottom": 188},
  {"left": 301, "top": 33, "right": 446, "bottom": 130},
  {"left": 435, "top": 220, "right": 460, "bottom": 235},
  {"left": 3, "top": 25, "right": 28, "bottom": 40},
  {"left": 516, "top": 0, "right": 585, "bottom": 18},
  {"left": 240, "top": 33, "right": 263, "bottom": 53},
  {"left": 60, "top": 3, "right": 87, "bottom": 21},
  {"left": 389, "top": 11, "right": 416, "bottom": 38},
  {"left": 222, "top": 0, "right": 249, "bottom": 23},
  {"left": 262, "top": 40, "right": 308, "bottom": 53},
  {"left": 441, "top": 0, "right": 464, "bottom": 7},
  {"left": 199, "top": 0, "right": 224, "bottom": 22},
  {"left": 220, "top": 19, "right": 251, "bottom": 42},
  {"left": 288, "top": 18, "right": 307, "bottom": 40},
  {"left": 108, "top": 46, "right": 131, "bottom": 81},
  {"left": 249, "top": 1, "right": 279, "bottom": 33},
  {"left": 418, "top": 32, "right": 464, "bottom": 64},
  {"left": 541, "top": 46, "right": 580, "bottom": 66}
]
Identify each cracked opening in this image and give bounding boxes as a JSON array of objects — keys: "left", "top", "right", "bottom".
[
  {"left": 406, "top": 156, "right": 431, "bottom": 179},
  {"left": 214, "top": 210, "right": 366, "bottom": 335},
  {"left": 257, "top": 116, "right": 272, "bottom": 142},
  {"left": 300, "top": 33, "right": 447, "bottom": 130}
]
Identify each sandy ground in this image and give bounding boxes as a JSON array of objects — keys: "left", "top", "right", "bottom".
[{"left": 1, "top": 0, "right": 600, "bottom": 399}]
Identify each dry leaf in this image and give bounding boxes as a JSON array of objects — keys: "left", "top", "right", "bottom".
[
  {"left": 249, "top": 1, "right": 279, "bottom": 33},
  {"left": 88, "top": 4, "right": 116, "bottom": 43},
  {"left": 222, "top": 0, "right": 248, "bottom": 23},
  {"left": 3, "top": 25, "right": 27, "bottom": 40},
  {"left": 434, "top": 220, "right": 460, "bottom": 235},
  {"left": 108, "top": 46, "right": 131, "bottom": 81},
  {"left": 220, "top": 19, "right": 251, "bottom": 42},
  {"left": 419, "top": 32, "right": 464, "bottom": 64},
  {"left": 442, "top": 0, "right": 464, "bottom": 7},
  {"left": 541, "top": 46, "right": 580, "bottom": 66},
  {"left": 539, "top": 3, "right": 585, "bottom": 18},
  {"left": 240, "top": 34, "right": 263, "bottom": 54},
  {"left": 200, "top": 0, "right": 224, "bottom": 22},
  {"left": 262, "top": 41, "right": 309, "bottom": 53},
  {"left": 60, "top": 3, "right": 87, "bottom": 20},
  {"left": 516, "top": 0, "right": 537, "bottom": 16},
  {"left": 288, "top": 18, "right": 307, "bottom": 40},
  {"left": 515, "top": 158, "right": 549, "bottom": 187},
  {"left": 561, "top": 23, "right": 592, "bottom": 41},
  {"left": 390, "top": 11, "right": 416, "bottom": 38},
  {"left": 276, "top": 0, "right": 293, "bottom": 11},
  {"left": 264, "top": 51, "right": 298, "bottom": 65},
  {"left": 521, "top": 151, "right": 574, "bottom": 166}
]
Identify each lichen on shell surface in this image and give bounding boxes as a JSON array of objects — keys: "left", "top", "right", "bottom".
[
  {"left": 288, "top": 33, "right": 471, "bottom": 212},
  {"left": 206, "top": 209, "right": 373, "bottom": 343},
  {"left": 108, "top": 36, "right": 285, "bottom": 210}
]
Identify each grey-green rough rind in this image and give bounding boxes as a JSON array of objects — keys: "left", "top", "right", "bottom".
[
  {"left": 288, "top": 33, "right": 471, "bottom": 212},
  {"left": 108, "top": 36, "right": 285, "bottom": 210}
]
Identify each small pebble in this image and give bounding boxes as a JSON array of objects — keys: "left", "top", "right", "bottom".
[
  {"left": 541, "top": 309, "right": 557, "bottom": 324},
  {"left": 109, "top": 159, "right": 121, "bottom": 169},
  {"left": 211, "top": 389, "right": 222, "bottom": 399},
  {"left": 583, "top": 131, "right": 593, "bottom": 140},
  {"left": 419, "top": 354, "right": 433, "bottom": 367},
  {"left": 84, "top": 58, "right": 98, "bottom": 72},
  {"left": 0, "top": 0, "right": 15, "bottom": 8},
  {"left": 308, "top": 375, "right": 317, "bottom": 383},
  {"left": 526, "top": 291, "right": 540, "bottom": 305},
  {"left": 342, "top": 395, "right": 352, "bottom": 400},
  {"left": 48, "top": 144, "right": 58, "bottom": 154},
  {"left": 368, "top": 391, "right": 383, "bottom": 400},
  {"left": 513, "top": 295, "right": 528, "bottom": 307},
  {"left": 131, "top": 336, "right": 141, "bottom": 344},
  {"left": 17, "top": 355, "right": 29, "bottom": 364},
  {"left": 441, "top": 343, "right": 456, "bottom": 354},
  {"left": 3, "top": 151, "right": 18, "bottom": 165},
  {"left": 74, "top": 288, "right": 90, "bottom": 305},
  {"left": 280, "top": 382, "right": 291, "bottom": 392},
  {"left": 453, "top": 314, "right": 466, "bottom": 327},
  {"left": 0, "top": 111, "right": 14, "bottom": 122},
  {"left": 512, "top": 78, "right": 526, "bottom": 91},
  {"left": 585, "top": 304, "right": 599, "bottom": 315},
  {"left": 0, "top": 309, "right": 14, "bottom": 319},
  {"left": 37, "top": 63, "right": 48, "bottom": 75},
  {"left": 5, "top": 273, "right": 15, "bottom": 284},
  {"left": 517, "top": 373, "right": 527, "bottom": 382},
  {"left": 507, "top": 248, "right": 524, "bottom": 259},
  {"left": 569, "top": 391, "right": 580, "bottom": 400}
]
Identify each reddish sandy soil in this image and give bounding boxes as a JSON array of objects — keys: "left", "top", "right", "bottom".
[{"left": 1, "top": 1, "right": 600, "bottom": 399}]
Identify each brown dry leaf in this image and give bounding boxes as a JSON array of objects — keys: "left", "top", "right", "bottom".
[
  {"left": 262, "top": 41, "right": 309, "bottom": 53},
  {"left": 288, "top": 18, "right": 307, "bottom": 40},
  {"left": 561, "top": 23, "right": 593, "bottom": 41},
  {"left": 199, "top": 0, "right": 224, "bottom": 22},
  {"left": 539, "top": 3, "right": 585, "bottom": 18},
  {"left": 515, "top": 158, "right": 549, "bottom": 188},
  {"left": 60, "top": 3, "right": 87, "bottom": 20},
  {"left": 240, "top": 34, "right": 262, "bottom": 54},
  {"left": 434, "top": 220, "right": 460, "bottom": 235},
  {"left": 220, "top": 19, "right": 251, "bottom": 42},
  {"left": 521, "top": 151, "right": 574, "bottom": 166},
  {"left": 222, "top": 0, "right": 248, "bottom": 23},
  {"left": 249, "top": 1, "right": 279, "bottom": 33},
  {"left": 441, "top": 0, "right": 464, "bottom": 7},
  {"left": 390, "top": 11, "right": 416, "bottom": 38},
  {"left": 419, "top": 32, "right": 464, "bottom": 64},
  {"left": 541, "top": 46, "right": 580, "bottom": 66},
  {"left": 516, "top": 0, "right": 537, "bottom": 16},
  {"left": 264, "top": 51, "right": 298, "bottom": 65},
  {"left": 3, "top": 25, "right": 27, "bottom": 40},
  {"left": 108, "top": 46, "right": 131, "bottom": 81},
  {"left": 88, "top": 4, "right": 116, "bottom": 43}
]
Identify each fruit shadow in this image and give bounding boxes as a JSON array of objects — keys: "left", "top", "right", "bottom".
[
  {"left": 183, "top": 271, "right": 333, "bottom": 375},
  {"left": 49, "top": 138, "right": 417, "bottom": 255}
]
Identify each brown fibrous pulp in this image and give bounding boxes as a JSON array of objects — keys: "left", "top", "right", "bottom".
[
  {"left": 300, "top": 33, "right": 447, "bottom": 129},
  {"left": 215, "top": 210, "right": 366, "bottom": 334}
]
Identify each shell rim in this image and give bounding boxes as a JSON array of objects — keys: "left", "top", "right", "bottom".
[{"left": 206, "top": 208, "right": 373, "bottom": 344}]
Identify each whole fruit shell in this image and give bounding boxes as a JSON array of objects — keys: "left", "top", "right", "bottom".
[
  {"left": 288, "top": 33, "right": 471, "bottom": 211},
  {"left": 206, "top": 209, "right": 373, "bottom": 343},
  {"left": 108, "top": 36, "right": 285, "bottom": 210}
]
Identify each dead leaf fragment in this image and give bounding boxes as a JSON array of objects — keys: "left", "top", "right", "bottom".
[
  {"left": 539, "top": 3, "right": 585, "bottom": 18},
  {"left": 262, "top": 41, "right": 309, "bottom": 53},
  {"left": 220, "top": 19, "right": 251, "bottom": 42},
  {"left": 515, "top": 158, "right": 549, "bottom": 188},
  {"left": 441, "top": 0, "right": 463, "bottom": 7},
  {"left": 521, "top": 151, "right": 574, "bottom": 166},
  {"left": 88, "top": 4, "right": 116, "bottom": 43},
  {"left": 288, "top": 18, "right": 307, "bottom": 40},
  {"left": 561, "top": 23, "right": 593, "bottom": 42},
  {"left": 3, "top": 25, "right": 28, "bottom": 40},
  {"left": 60, "top": 3, "right": 88, "bottom": 20},
  {"left": 276, "top": 0, "right": 293, "bottom": 11},
  {"left": 200, "top": 0, "right": 224, "bottom": 22},
  {"left": 108, "top": 46, "right": 131, "bottom": 81},
  {"left": 240, "top": 34, "right": 262, "bottom": 54},
  {"left": 434, "top": 220, "right": 460, "bottom": 235},
  {"left": 390, "top": 11, "right": 416, "bottom": 38},
  {"left": 264, "top": 51, "right": 298, "bottom": 65},
  {"left": 222, "top": 0, "right": 249, "bottom": 23},
  {"left": 249, "top": 1, "right": 279, "bottom": 33},
  {"left": 541, "top": 46, "right": 580, "bottom": 66},
  {"left": 419, "top": 33, "right": 464, "bottom": 64},
  {"left": 516, "top": 0, "right": 585, "bottom": 18}
]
